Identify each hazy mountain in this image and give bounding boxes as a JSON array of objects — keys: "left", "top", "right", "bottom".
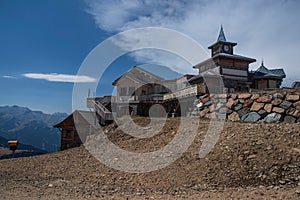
[{"left": 0, "top": 105, "right": 68, "bottom": 152}]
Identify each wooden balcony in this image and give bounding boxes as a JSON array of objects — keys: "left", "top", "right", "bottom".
[{"left": 163, "top": 84, "right": 206, "bottom": 101}]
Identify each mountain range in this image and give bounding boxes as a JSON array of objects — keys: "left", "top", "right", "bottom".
[{"left": 0, "top": 105, "right": 68, "bottom": 152}]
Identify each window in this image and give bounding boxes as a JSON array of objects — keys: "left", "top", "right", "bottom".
[{"left": 120, "top": 87, "right": 127, "bottom": 96}]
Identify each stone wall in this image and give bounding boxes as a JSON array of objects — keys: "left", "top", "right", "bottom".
[{"left": 190, "top": 89, "right": 300, "bottom": 123}]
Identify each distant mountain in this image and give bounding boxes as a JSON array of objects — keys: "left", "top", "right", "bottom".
[{"left": 0, "top": 106, "right": 68, "bottom": 152}]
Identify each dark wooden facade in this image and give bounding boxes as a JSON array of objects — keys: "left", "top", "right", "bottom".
[{"left": 54, "top": 110, "right": 99, "bottom": 150}]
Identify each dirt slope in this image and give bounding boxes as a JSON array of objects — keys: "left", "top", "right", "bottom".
[{"left": 0, "top": 117, "right": 299, "bottom": 199}]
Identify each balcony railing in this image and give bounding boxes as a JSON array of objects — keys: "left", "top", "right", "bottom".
[{"left": 163, "top": 84, "right": 206, "bottom": 101}]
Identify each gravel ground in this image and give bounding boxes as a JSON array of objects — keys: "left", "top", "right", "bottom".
[{"left": 0, "top": 117, "right": 299, "bottom": 199}]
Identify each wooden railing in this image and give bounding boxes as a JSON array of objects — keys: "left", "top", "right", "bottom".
[{"left": 163, "top": 84, "right": 206, "bottom": 101}]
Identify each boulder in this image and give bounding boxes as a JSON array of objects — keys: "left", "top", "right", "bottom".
[
  {"left": 234, "top": 103, "right": 243, "bottom": 111},
  {"left": 251, "top": 93, "right": 260, "bottom": 100},
  {"left": 264, "top": 104, "right": 272, "bottom": 113},
  {"left": 238, "top": 93, "right": 252, "bottom": 99},
  {"left": 279, "top": 100, "right": 292, "bottom": 109},
  {"left": 228, "top": 112, "right": 240, "bottom": 122},
  {"left": 215, "top": 102, "right": 225, "bottom": 110},
  {"left": 204, "top": 100, "right": 212, "bottom": 107},
  {"left": 286, "top": 108, "right": 300, "bottom": 118},
  {"left": 284, "top": 116, "right": 296, "bottom": 123},
  {"left": 226, "top": 98, "right": 238, "bottom": 109},
  {"left": 293, "top": 101, "right": 300, "bottom": 109},
  {"left": 286, "top": 94, "right": 299, "bottom": 101},
  {"left": 250, "top": 102, "right": 265, "bottom": 111},
  {"left": 272, "top": 98, "right": 283, "bottom": 106},
  {"left": 201, "top": 97, "right": 210, "bottom": 104},
  {"left": 272, "top": 107, "right": 285, "bottom": 114},
  {"left": 258, "top": 109, "right": 268, "bottom": 118},
  {"left": 230, "top": 94, "right": 237, "bottom": 99},
  {"left": 241, "top": 112, "right": 261, "bottom": 122},
  {"left": 273, "top": 93, "right": 284, "bottom": 99},
  {"left": 217, "top": 113, "right": 227, "bottom": 120},
  {"left": 257, "top": 95, "right": 272, "bottom": 103},
  {"left": 297, "top": 118, "right": 300, "bottom": 123},
  {"left": 264, "top": 113, "right": 282, "bottom": 123},
  {"left": 238, "top": 107, "right": 250, "bottom": 117},
  {"left": 243, "top": 99, "right": 253, "bottom": 107}
]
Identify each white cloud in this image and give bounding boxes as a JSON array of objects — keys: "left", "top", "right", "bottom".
[
  {"left": 2, "top": 75, "right": 16, "bottom": 79},
  {"left": 23, "top": 73, "right": 97, "bottom": 83},
  {"left": 86, "top": 0, "right": 300, "bottom": 86}
]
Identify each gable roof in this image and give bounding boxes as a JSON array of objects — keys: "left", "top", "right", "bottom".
[
  {"left": 112, "top": 66, "right": 164, "bottom": 86},
  {"left": 54, "top": 110, "right": 100, "bottom": 129}
]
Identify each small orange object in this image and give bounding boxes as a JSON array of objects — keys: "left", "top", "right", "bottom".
[{"left": 8, "top": 140, "right": 19, "bottom": 152}]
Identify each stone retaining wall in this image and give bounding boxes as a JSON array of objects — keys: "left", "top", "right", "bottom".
[{"left": 190, "top": 89, "right": 300, "bottom": 123}]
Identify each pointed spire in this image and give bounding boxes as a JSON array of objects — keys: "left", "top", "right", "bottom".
[
  {"left": 217, "top": 25, "right": 226, "bottom": 42},
  {"left": 261, "top": 59, "right": 264, "bottom": 66}
]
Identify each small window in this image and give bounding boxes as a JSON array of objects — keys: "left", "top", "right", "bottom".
[{"left": 120, "top": 87, "right": 127, "bottom": 96}]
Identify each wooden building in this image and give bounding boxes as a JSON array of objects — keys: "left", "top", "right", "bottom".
[
  {"left": 249, "top": 61, "right": 286, "bottom": 89},
  {"left": 193, "top": 26, "right": 256, "bottom": 93},
  {"left": 54, "top": 110, "right": 99, "bottom": 150}
]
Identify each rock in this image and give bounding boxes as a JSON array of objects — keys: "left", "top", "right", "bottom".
[
  {"left": 286, "top": 94, "right": 299, "bottom": 101},
  {"left": 271, "top": 98, "right": 283, "bottom": 106},
  {"left": 286, "top": 108, "right": 300, "bottom": 118},
  {"left": 209, "top": 104, "right": 215, "bottom": 112},
  {"left": 243, "top": 99, "right": 253, "bottom": 107},
  {"left": 264, "top": 104, "right": 272, "bottom": 113},
  {"left": 234, "top": 104, "right": 243, "bottom": 111},
  {"left": 238, "top": 107, "right": 250, "bottom": 117},
  {"left": 217, "top": 113, "right": 227, "bottom": 120},
  {"left": 238, "top": 93, "right": 252, "bottom": 99},
  {"left": 215, "top": 102, "right": 225, "bottom": 110},
  {"left": 241, "top": 112, "right": 261, "bottom": 122},
  {"left": 258, "top": 109, "right": 268, "bottom": 118},
  {"left": 228, "top": 112, "right": 240, "bottom": 121},
  {"left": 218, "top": 98, "right": 227, "bottom": 103},
  {"left": 284, "top": 116, "right": 296, "bottom": 123},
  {"left": 226, "top": 98, "right": 238, "bottom": 109},
  {"left": 250, "top": 102, "right": 265, "bottom": 111},
  {"left": 293, "top": 101, "right": 300, "bottom": 109},
  {"left": 279, "top": 100, "right": 292, "bottom": 109},
  {"left": 247, "top": 155, "right": 257, "bottom": 159},
  {"left": 204, "top": 100, "right": 212, "bottom": 106},
  {"left": 272, "top": 107, "right": 285, "bottom": 114},
  {"left": 205, "top": 112, "right": 216, "bottom": 119},
  {"left": 230, "top": 94, "right": 237, "bottom": 99},
  {"left": 264, "top": 113, "right": 282, "bottom": 123},
  {"left": 196, "top": 102, "right": 203, "bottom": 108},
  {"left": 218, "top": 107, "right": 228, "bottom": 114},
  {"left": 297, "top": 118, "right": 300, "bottom": 123},
  {"left": 251, "top": 93, "right": 260, "bottom": 100},
  {"left": 257, "top": 95, "right": 272, "bottom": 103},
  {"left": 216, "top": 93, "right": 227, "bottom": 99},
  {"left": 201, "top": 97, "right": 210, "bottom": 104},
  {"left": 238, "top": 99, "right": 245, "bottom": 103},
  {"left": 273, "top": 93, "right": 284, "bottom": 99}
]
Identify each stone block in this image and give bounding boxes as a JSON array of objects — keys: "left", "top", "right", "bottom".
[
  {"left": 250, "top": 102, "right": 265, "bottom": 111},
  {"left": 264, "top": 113, "right": 282, "bottom": 123},
  {"left": 273, "top": 93, "right": 284, "bottom": 99},
  {"left": 279, "top": 100, "right": 292, "bottom": 109},
  {"left": 272, "top": 98, "right": 283, "bottom": 106},
  {"left": 284, "top": 115, "right": 296, "bottom": 123},
  {"left": 238, "top": 107, "right": 250, "bottom": 117},
  {"left": 272, "top": 107, "right": 285, "bottom": 114},
  {"left": 286, "top": 94, "right": 299, "bottom": 101},
  {"left": 293, "top": 101, "right": 300, "bottom": 109},
  {"left": 228, "top": 112, "right": 240, "bottom": 122},
  {"left": 238, "top": 93, "right": 252, "bottom": 99},
  {"left": 226, "top": 98, "right": 238, "bottom": 109},
  {"left": 257, "top": 95, "right": 272, "bottom": 103},
  {"left": 258, "top": 109, "right": 268, "bottom": 118},
  {"left": 264, "top": 104, "right": 272, "bottom": 113},
  {"left": 251, "top": 93, "right": 260, "bottom": 100},
  {"left": 286, "top": 107, "right": 300, "bottom": 118},
  {"left": 234, "top": 103, "right": 243, "bottom": 111},
  {"left": 243, "top": 99, "right": 253, "bottom": 107},
  {"left": 241, "top": 112, "right": 261, "bottom": 122}
]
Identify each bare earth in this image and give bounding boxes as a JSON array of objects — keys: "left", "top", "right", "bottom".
[{"left": 0, "top": 117, "right": 299, "bottom": 199}]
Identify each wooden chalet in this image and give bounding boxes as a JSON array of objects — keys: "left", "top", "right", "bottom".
[{"left": 54, "top": 110, "right": 100, "bottom": 150}]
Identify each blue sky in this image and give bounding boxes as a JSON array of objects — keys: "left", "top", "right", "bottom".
[{"left": 1, "top": 0, "right": 300, "bottom": 114}]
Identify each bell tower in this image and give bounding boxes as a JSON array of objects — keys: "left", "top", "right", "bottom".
[{"left": 208, "top": 26, "right": 237, "bottom": 57}]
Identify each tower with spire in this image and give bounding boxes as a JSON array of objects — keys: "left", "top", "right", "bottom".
[{"left": 193, "top": 25, "right": 256, "bottom": 92}]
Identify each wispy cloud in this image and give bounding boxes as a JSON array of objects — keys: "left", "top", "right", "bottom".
[
  {"left": 86, "top": 0, "right": 300, "bottom": 86},
  {"left": 23, "top": 73, "right": 97, "bottom": 83},
  {"left": 2, "top": 75, "right": 16, "bottom": 79}
]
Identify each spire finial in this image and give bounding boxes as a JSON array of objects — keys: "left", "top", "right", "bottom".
[
  {"left": 261, "top": 59, "right": 264, "bottom": 66},
  {"left": 217, "top": 25, "right": 226, "bottom": 42}
]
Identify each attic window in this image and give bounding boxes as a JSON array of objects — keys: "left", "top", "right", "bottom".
[{"left": 120, "top": 87, "right": 127, "bottom": 96}]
